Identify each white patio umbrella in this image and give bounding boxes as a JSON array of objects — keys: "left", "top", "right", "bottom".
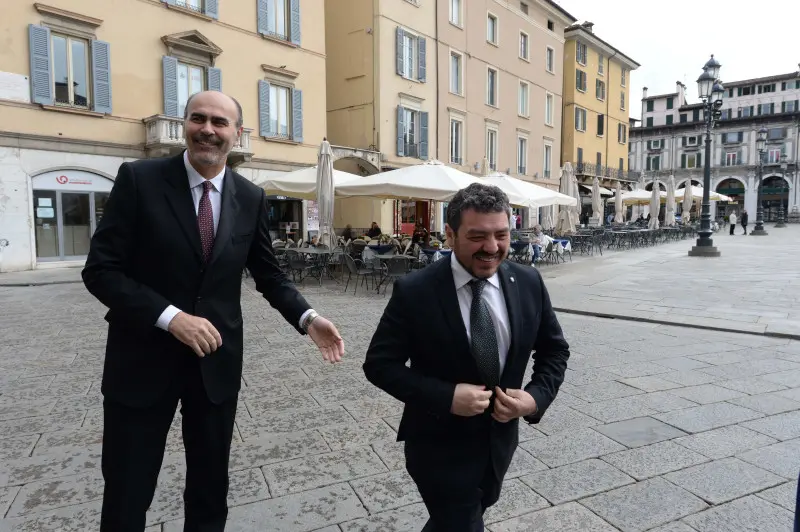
[
  {"left": 591, "top": 177, "right": 603, "bottom": 220},
  {"left": 569, "top": 166, "right": 582, "bottom": 229},
  {"left": 315, "top": 139, "right": 336, "bottom": 249},
  {"left": 648, "top": 181, "right": 660, "bottom": 229},
  {"left": 556, "top": 165, "right": 575, "bottom": 234},
  {"left": 483, "top": 172, "right": 577, "bottom": 209},
  {"left": 540, "top": 205, "right": 554, "bottom": 230},
  {"left": 675, "top": 185, "right": 733, "bottom": 202},
  {"left": 665, "top": 175, "right": 676, "bottom": 226},
  {"left": 614, "top": 181, "right": 624, "bottom": 223},
  {"left": 262, "top": 165, "right": 358, "bottom": 200},
  {"left": 682, "top": 182, "right": 693, "bottom": 223}
]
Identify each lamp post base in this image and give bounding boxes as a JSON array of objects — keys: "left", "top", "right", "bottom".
[
  {"left": 750, "top": 227, "right": 769, "bottom": 236},
  {"left": 688, "top": 243, "right": 721, "bottom": 257},
  {"left": 774, "top": 221, "right": 786, "bottom": 228}
]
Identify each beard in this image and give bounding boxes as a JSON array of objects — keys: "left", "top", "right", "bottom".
[{"left": 189, "top": 133, "right": 230, "bottom": 166}]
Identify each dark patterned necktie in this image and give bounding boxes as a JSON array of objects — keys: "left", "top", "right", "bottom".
[
  {"left": 469, "top": 279, "right": 500, "bottom": 388},
  {"left": 197, "top": 181, "right": 215, "bottom": 262}
]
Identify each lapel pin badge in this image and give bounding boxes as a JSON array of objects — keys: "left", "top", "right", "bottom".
[{"left": 510, "top": 277, "right": 515, "bottom": 283}]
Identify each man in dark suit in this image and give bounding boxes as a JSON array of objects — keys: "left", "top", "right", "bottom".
[
  {"left": 82, "top": 90, "right": 344, "bottom": 532},
  {"left": 364, "top": 183, "right": 569, "bottom": 531}
]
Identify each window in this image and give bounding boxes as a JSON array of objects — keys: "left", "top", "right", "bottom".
[
  {"left": 767, "top": 127, "right": 786, "bottom": 140},
  {"left": 646, "top": 117, "right": 653, "bottom": 127},
  {"left": 577, "top": 147, "right": 583, "bottom": 165},
  {"left": 518, "top": 81, "right": 529, "bottom": 117},
  {"left": 486, "top": 128, "right": 498, "bottom": 170},
  {"left": 396, "top": 28, "right": 426, "bottom": 82},
  {"left": 487, "top": 67, "right": 498, "bottom": 106},
  {"left": 545, "top": 92, "right": 554, "bottom": 126},
  {"left": 646, "top": 155, "right": 661, "bottom": 171},
  {"left": 738, "top": 86, "right": 754, "bottom": 96},
  {"left": 547, "top": 20, "right": 554, "bottom": 31},
  {"left": 720, "top": 109, "right": 732, "bottom": 120},
  {"left": 620, "top": 91, "right": 625, "bottom": 110},
  {"left": 402, "top": 32, "right": 416, "bottom": 79},
  {"left": 646, "top": 100, "right": 654, "bottom": 112},
  {"left": 619, "top": 158, "right": 624, "bottom": 172},
  {"left": 596, "top": 79, "right": 605, "bottom": 101},
  {"left": 621, "top": 68, "right": 627, "bottom": 87},
  {"left": 449, "top": 0, "right": 462, "bottom": 25},
  {"left": 759, "top": 83, "right": 776, "bottom": 94},
  {"left": 576, "top": 42, "right": 587, "bottom": 65},
  {"left": 397, "top": 106, "right": 429, "bottom": 159},
  {"left": 574, "top": 107, "right": 587, "bottom": 132},
  {"left": 648, "top": 139, "right": 663, "bottom": 149},
  {"left": 176, "top": 62, "right": 206, "bottom": 117},
  {"left": 739, "top": 106, "right": 753, "bottom": 118},
  {"left": 617, "top": 123, "right": 627, "bottom": 144},
  {"left": 543, "top": 143, "right": 552, "bottom": 178},
  {"left": 758, "top": 103, "right": 775, "bottom": 116},
  {"left": 520, "top": 2, "right": 529, "bottom": 14},
  {"left": 666, "top": 115, "right": 673, "bottom": 125},
  {"left": 449, "top": 118, "right": 463, "bottom": 164},
  {"left": 680, "top": 113, "right": 687, "bottom": 123},
  {"left": 686, "top": 135, "right": 699, "bottom": 146},
  {"left": 545, "top": 47, "right": 555, "bottom": 73},
  {"left": 596, "top": 152, "right": 602, "bottom": 168},
  {"left": 685, "top": 153, "right": 700, "bottom": 169},
  {"left": 722, "top": 132, "right": 742, "bottom": 144},
  {"left": 783, "top": 101, "right": 798, "bottom": 113},
  {"left": 519, "top": 32, "right": 529, "bottom": 60},
  {"left": 517, "top": 136, "right": 527, "bottom": 174},
  {"left": 52, "top": 34, "right": 91, "bottom": 108},
  {"left": 666, "top": 97, "right": 674, "bottom": 110},
  {"left": 692, "top": 109, "right": 700, "bottom": 121},
  {"left": 269, "top": 84, "right": 291, "bottom": 137},
  {"left": 263, "top": 0, "right": 289, "bottom": 40},
  {"left": 597, "top": 114, "right": 604, "bottom": 136},
  {"left": 725, "top": 152, "right": 739, "bottom": 166},
  {"left": 597, "top": 53, "right": 604, "bottom": 75},
  {"left": 487, "top": 14, "right": 498, "bottom": 44},
  {"left": 576, "top": 69, "right": 587, "bottom": 92},
  {"left": 768, "top": 148, "right": 782, "bottom": 164},
  {"left": 449, "top": 51, "right": 462, "bottom": 95}
]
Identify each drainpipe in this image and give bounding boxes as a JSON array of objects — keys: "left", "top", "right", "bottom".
[{"left": 434, "top": 0, "right": 440, "bottom": 163}]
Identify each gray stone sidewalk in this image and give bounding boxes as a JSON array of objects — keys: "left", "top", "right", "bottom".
[{"left": 1, "top": 277, "right": 798, "bottom": 531}]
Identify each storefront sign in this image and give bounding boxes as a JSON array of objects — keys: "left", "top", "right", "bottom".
[{"left": 32, "top": 170, "right": 114, "bottom": 192}]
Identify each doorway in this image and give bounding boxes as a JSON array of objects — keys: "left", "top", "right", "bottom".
[{"left": 33, "top": 190, "right": 110, "bottom": 261}]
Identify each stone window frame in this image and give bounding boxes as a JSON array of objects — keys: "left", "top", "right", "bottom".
[{"left": 162, "top": 30, "right": 223, "bottom": 69}]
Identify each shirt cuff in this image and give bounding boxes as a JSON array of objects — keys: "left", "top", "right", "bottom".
[
  {"left": 156, "top": 305, "right": 182, "bottom": 331},
  {"left": 299, "top": 308, "right": 315, "bottom": 330}
]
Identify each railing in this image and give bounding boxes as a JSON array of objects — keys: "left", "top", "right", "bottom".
[
  {"left": 143, "top": 115, "right": 253, "bottom": 161},
  {"left": 573, "top": 162, "right": 640, "bottom": 182},
  {"left": 403, "top": 143, "right": 419, "bottom": 158}
]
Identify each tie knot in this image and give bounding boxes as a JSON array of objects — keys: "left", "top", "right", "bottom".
[
  {"left": 202, "top": 181, "right": 214, "bottom": 192},
  {"left": 469, "top": 278, "right": 487, "bottom": 298}
]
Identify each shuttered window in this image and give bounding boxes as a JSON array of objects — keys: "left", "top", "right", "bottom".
[
  {"left": 396, "top": 106, "right": 428, "bottom": 160},
  {"left": 258, "top": 80, "right": 303, "bottom": 143},
  {"left": 162, "top": 57, "right": 220, "bottom": 117},
  {"left": 396, "top": 27, "right": 426, "bottom": 82},
  {"left": 257, "top": 0, "right": 301, "bottom": 45}
]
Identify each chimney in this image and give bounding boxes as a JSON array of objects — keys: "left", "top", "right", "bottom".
[
  {"left": 581, "top": 21, "right": 594, "bottom": 33},
  {"left": 676, "top": 81, "right": 685, "bottom": 105},
  {"left": 642, "top": 86, "right": 648, "bottom": 99}
]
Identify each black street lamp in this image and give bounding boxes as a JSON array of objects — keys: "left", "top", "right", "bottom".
[
  {"left": 752, "top": 127, "right": 768, "bottom": 236},
  {"left": 689, "top": 55, "right": 724, "bottom": 257},
  {"left": 776, "top": 153, "right": 790, "bottom": 227}
]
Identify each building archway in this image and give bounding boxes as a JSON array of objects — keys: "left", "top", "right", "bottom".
[
  {"left": 760, "top": 174, "right": 791, "bottom": 222},
  {"left": 715, "top": 177, "right": 746, "bottom": 219},
  {"left": 644, "top": 181, "right": 667, "bottom": 191}
]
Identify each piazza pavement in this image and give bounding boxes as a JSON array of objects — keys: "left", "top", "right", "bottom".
[{"left": 0, "top": 225, "right": 799, "bottom": 531}]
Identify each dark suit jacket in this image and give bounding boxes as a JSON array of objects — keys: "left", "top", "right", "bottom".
[
  {"left": 363, "top": 256, "right": 569, "bottom": 483},
  {"left": 82, "top": 152, "right": 311, "bottom": 408}
]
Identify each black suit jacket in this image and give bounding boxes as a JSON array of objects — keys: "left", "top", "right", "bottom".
[
  {"left": 363, "top": 256, "right": 569, "bottom": 481},
  {"left": 83, "top": 153, "right": 311, "bottom": 408}
]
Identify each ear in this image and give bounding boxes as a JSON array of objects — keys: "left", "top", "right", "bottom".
[{"left": 444, "top": 223, "right": 455, "bottom": 242}]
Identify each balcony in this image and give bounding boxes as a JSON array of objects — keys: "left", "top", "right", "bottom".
[
  {"left": 574, "top": 162, "right": 640, "bottom": 182},
  {"left": 143, "top": 115, "right": 254, "bottom": 167},
  {"left": 518, "top": 166, "right": 526, "bottom": 175},
  {"left": 403, "top": 142, "right": 420, "bottom": 158}
]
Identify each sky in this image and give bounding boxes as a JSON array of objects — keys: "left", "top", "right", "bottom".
[{"left": 553, "top": 0, "right": 800, "bottom": 119}]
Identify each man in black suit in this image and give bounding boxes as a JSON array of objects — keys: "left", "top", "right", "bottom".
[
  {"left": 364, "top": 183, "right": 569, "bottom": 531},
  {"left": 82, "top": 90, "right": 344, "bottom": 532}
]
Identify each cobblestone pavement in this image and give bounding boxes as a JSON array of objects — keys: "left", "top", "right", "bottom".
[{"left": 1, "top": 274, "right": 799, "bottom": 531}]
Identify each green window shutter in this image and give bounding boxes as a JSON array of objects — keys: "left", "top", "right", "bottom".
[
  {"left": 208, "top": 67, "right": 222, "bottom": 92},
  {"left": 696, "top": 152, "right": 701, "bottom": 167},
  {"left": 750, "top": 105, "right": 754, "bottom": 116},
  {"left": 28, "top": 24, "right": 53, "bottom": 105},
  {"left": 666, "top": 115, "right": 673, "bottom": 125},
  {"left": 782, "top": 102, "right": 786, "bottom": 113},
  {"left": 257, "top": 0, "right": 269, "bottom": 35},
  {"left": 419, "top": 111, "right": 429, "bottom": 160},
  {"left": 782, "top": 82, "right": 787, "bottom": 91},
  {"left": 737, "top": 87, "right": 742, "bottom": 96},
  {"left": 258, "top": 80, "right": 272, "bottom": 137},
  {"left": 737, "top": 150, "right": 742, "bottom": 165},
  {"left": 91, "top": 40, "right": 112, "bottom": 114},
  {"left": 682, "top": 136, "right": 687, "bottom": 147},
  {"left": 770, "top": 103, "right": 775, "bottom": 114},
  {"left": 417, "top": 37, "right": 426, "bottom": 82},
  {"left": 647, "top": 157, "right": 651, "bottom": 171},
  {"left": 162, "top": 56, "right": 179, "bottom": 117},
  {"left": 396, "top": 27, "right": 405, "bottom": 76},
  {"left": 397, "top": 106, "right": 405, "bottom": 156},
  {"left": 647, "top": 140, "right": 651, "bottom": 150},
  {"left": 290, "top": 0, "right": 301, "bottom": 45},
  {"left": 681, "top": 153, "right": 686, "bottom": 168},
  {"left": 205, "top": 0, "right": 219, "bottom": 19},
  {"left": 738, "top": 131, "right": 743, "bottom": 142},
  {"left": 292, "top": 88, "right": 303, "bottom": 143}
]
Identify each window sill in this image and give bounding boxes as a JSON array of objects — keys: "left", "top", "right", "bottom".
[
  {"left": 546, "top": 69, "right": 555, "bottom": 76},
  {"left": 260, "top": 33, "right": 298, "bottom": 49},
  {"left": 486, "top": 103, "right": 499, "bottom": 109},
  {"left": 262, "top": 136, "right": 300, "bottom": 145},
  {"left": 520, "top": 56, "right": 530, "bottom": 63},
  {"left": 449, "top": 90, "right": 464, "bottom": 98},
  {"left": 487, "top": 40, "right": 499, "bottom": 48},
  {"left": 545, "top": 123, "right": 554, "bottom": 128},
  {"left": 41, "top": 104, "right": 105, "bottom": 118},
  {"left": 165, "top": 4, "right": 214, "bottom": 22},
  {"left": 449, "top": 21, "right": 463, "bottom": 30},
  {"left": 518, "top": 114, "right": 530, "bottom": 120}
]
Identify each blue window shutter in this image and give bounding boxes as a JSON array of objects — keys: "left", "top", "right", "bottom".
[
  {"left": 165, "top": 0, "right": 177, "bottom": 5},
  {"left": 417, "top": 37, "right": 426, "bottom": 82},
  {"left": 292, "top": 88, "right": 303, "bottom": 143},
  {"left": 28, "top": 24, "right": 53, "bottom": 105},
  {"left": 208, "top": 67, "right": 222, "bottom": 92},
  {"left": 162, "top": 56, "right": 179, "bottom": 117},
  {"left": 419, "top": 111, "right": 429, "bottom": 160},
  {"left": 396, "top": 27, "right": 404, "bottom": 76},
  {"left": 257, "top": 0, "right": 269, "bottom": 35},
  {"left": 258, "top": 80, "right": 272, "bottom": 137},
  {"left": 397, "top": 106, "right": 405, "bottom": 156},
  {"left": 91, "top": 40, "right": 112, "bottom": 114},
  {"left": 205, "top": 0, "right": 219, "bottom": 19},
  {"left": 290, "top": 0, "right": 301, "bottom": 45}
]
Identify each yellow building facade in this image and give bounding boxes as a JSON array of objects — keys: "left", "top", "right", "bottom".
[{"left": 561, "top": 22, "right": 639, "bottom": 190}]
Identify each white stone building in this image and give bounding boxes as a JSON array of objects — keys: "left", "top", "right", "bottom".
[{"left": 629, "top": 70, "right": 800, "bottom": 221}]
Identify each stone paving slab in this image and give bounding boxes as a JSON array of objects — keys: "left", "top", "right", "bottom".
[
  {"left": 664, "top": 457, "right": 785, "bottom": 505},
  {"left": 594, "top": 416, "right": 688, "bottom": 447},
  {"left": 757, "top": 480, "right": 797, "bottom": 512},
  {"left": 682, "top": 494, "right": 794, "bottom": 532},
  {"left": 600, "top": 440, "right": 709, "bottom": 481},
  {"left": 519, "top": 458, "right": 634, "bottom": 505},
  {"left": 672, "top": 425, "right": 779, "bottom": 460},
  {"left": 489, "top": 501, "right": 618, "bottom": 532}
]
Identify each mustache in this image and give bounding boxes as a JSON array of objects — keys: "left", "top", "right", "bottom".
[
  {"left": 473, "top": 252, "right": 500, "bottom": 259},
  {"left": 193, "top": 134, "right": 221, "bottom": 146}
]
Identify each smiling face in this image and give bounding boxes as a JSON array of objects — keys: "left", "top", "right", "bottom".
[
  {"left": 446, "top": 208, "right": 510, "bottom": 279},
  {"left": 183, "top": 91, "right": 242, "bottom": 175}
]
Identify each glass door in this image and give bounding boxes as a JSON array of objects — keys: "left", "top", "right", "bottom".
[
  {"left": 33, "top": 190, "right": 60, "bottom": 260},
  {"left": 61, "top": 193, "right": 91, "bottom": 259}
]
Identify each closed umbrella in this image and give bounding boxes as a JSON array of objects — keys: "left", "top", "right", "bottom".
[
  {"left": 315, "top": 139, "right": 336, "bottom": 249},
  {"left": 556, "top": 165, "right": 573, "bottom": 234},
  {"left": 682, "top": 181, "right": 693, "bottom": 223},
  {"left": 591, "top": 177, "right": 602, "bottom": 221},
  {"left": 648, "top": 181, "right": 660, "bottom": 229},
  {"left": 614, "top": 181, "right": 624, "bottom": 223},
  {"left": 665, "top": 175, "right": 676, "bottom": 226},
  {"left": 570, "top": 170, "right": 581, "bottom": 229}
]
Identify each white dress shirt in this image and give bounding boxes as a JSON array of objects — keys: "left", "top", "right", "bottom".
[
  {"left": 156, "top": 152, "right": 315, "bottom": 332},
  {"left": 450, "top": 255, "right": 511, "bottom": 376}
]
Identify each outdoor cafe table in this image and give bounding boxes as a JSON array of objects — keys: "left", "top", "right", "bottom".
[
  {"left": 363, "top": 243, "right": 395, "bottom": 261},
  {"left": 295, "top": 247, "right": 340, "bottom": 283},
  {"left": 373, "top": 254, "right": 415, "bottom": 292}
]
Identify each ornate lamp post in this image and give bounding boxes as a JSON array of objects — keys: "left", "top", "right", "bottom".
[
  {"left": 689, "top": 55, "right": 724, "bottom": 257},
  {"left": 775, "top": 153, "right": 789, "bottom": 227},
  {"left": 752, "top": 127, "right": 768, "bottom": 235}
]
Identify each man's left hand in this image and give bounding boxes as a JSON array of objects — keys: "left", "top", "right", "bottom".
[
  {"left": 307, "top": 316, "right": 344, "bottom": 363},
  {"left": 492, "top": 387, "right": 537, "bottom": 423}
]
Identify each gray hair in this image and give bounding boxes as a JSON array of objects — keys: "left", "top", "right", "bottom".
[
  {"left": 184, "top": 91, "right": 244, "bottom": 128},
  {"left": 446, "top": 183, "right": 511, "bottom": 233}
]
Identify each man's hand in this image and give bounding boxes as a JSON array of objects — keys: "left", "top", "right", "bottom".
[
  {"left": 492, "top": 387, "right": 537, "bottom": 423},
  {"left": 451, "top": 384, "right": 493, "bottom": 417},
  {"left": 307, "top": 316, "right": 344, "bottom": 363},
  {"left": 168, "top": 312, "right": 222, "bottom": 358}
]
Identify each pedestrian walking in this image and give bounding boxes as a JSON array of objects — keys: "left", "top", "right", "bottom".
[
  {"left": 82, "top": 90, "right": 345, "bottom": 532},
  {"left": 741, "top": 210, "right": 749, "bottom": 235},
  {"left": 728, "top": 211, "right": 737, "bottom": 235},
  {"left": 363, "top": 183, "right": 570, "bottom": 532}
]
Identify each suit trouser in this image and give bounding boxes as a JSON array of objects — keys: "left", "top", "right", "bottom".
[
  {"left": 729, "top": 224, "right": 735, "bottom": 235},
  {"left": 742, "top": 223, "right": 747, "bottom": 234},
  {"left": 100, "top": 359, "right": 237, "bottom": 532}
]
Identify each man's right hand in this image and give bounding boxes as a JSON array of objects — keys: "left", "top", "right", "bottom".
[
  {"left": 167, "top": 312, "right": 222, "bottom": 357},
  {"left": 450, "top": 384, "right": 493, "bottom": 417}
]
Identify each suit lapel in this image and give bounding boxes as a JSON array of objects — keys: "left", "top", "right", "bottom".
[
  {"left": 498, "top": 262, "right": 522, "bottom": 387},
  {"left": 434, "top": 257, "right": 471, "bottom": 356},
  {"left": 163, "top": 154, "right": 202, "bottom": 263},
  {"left": 207, "top": 167, "right": 239, "bottom": 267}
]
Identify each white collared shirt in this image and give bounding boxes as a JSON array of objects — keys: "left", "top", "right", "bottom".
[
  {"left": 450, "top": 255, "right": 511, "bottom": 376},
  {"left": 184, "top": 150, "right": 225, "bottom": 234}
]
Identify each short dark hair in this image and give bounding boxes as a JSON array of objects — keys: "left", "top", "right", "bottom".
[
  {"left": 184, "top": 91, "right": 243, "bottom": 128},
  {"left": 446, "top": 183, "right": 511, "bottom": 233}
]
